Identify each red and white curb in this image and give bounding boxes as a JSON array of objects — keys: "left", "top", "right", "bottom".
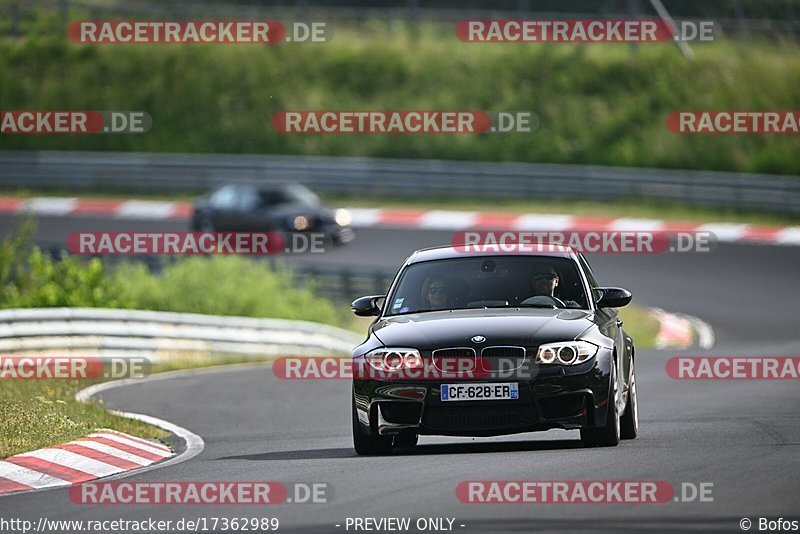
[
  {"left": 1, "top": 196, "right": 799, "bottom": 246},
  {"left": 651, "top": 308, "right": 715, "bottom": 350},
  {"left": 0, "top": 430, "right": 172, "bottom": 495},
  {"left": 0, "top": 373, "right": 206, "bottom": 497},
  {"left": 0, "top": 196, "right": 192, "bottom": 220}
]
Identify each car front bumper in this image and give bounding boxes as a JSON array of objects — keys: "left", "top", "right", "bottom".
[{"left": 353, "top": 348, "right": 614, "bottom": 437}]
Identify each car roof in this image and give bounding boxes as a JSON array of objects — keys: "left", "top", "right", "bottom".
[{"left": 406, "top": 244, "right": 579, "bottom": 264}]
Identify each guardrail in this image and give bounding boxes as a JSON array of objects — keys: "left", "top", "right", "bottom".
[
  {"left": 2, "top": 151, "right": 799, "bottom": 214},
  {"left": 0, "top": 307, "right": 364, "bottom": 360}
]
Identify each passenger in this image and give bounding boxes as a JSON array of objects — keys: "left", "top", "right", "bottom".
[{"left": 422, "top": 276, "right": 453, "bottom": 310}]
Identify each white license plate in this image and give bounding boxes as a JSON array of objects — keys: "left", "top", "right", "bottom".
[{"left": 440, "top": 383, "right": 519, "bottom": 402}]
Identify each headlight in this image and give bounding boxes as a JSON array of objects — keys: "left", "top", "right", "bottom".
[
  {"left": 293, "top": 215, "right": 309, "bottom": 231},
  {"left": 535, "top": 341, "right": 598, "bottom": 365},
  {"left": 365, "top": 348, "right": 422, "bottom": 372},
  {"left": 335, "top": 208, "right": 352, "bottom": 227}
]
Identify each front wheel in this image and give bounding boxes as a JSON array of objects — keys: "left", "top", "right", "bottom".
[
  {"left": 352, "top": 397, "right": 393, "bottom": 456},
  {"left": 581, "top": 364, "right": 621, "bottom": 447}
]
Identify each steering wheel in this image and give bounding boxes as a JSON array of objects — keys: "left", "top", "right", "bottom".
[{"left": 520, "top": 295, "right": 566, "bottom": 308}]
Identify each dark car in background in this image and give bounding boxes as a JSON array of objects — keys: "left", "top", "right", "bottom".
[
  {"left": 350, "top": 244, "right": 637, "bottom": 455},
  {"left": 192, "top": 182, "right": 354, "bottom": 244}
]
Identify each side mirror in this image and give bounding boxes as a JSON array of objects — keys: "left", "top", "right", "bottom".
[
  {"left": 351, "top": 295, "right": 385, "bottom": 317},
  {"left": 596, "top": 287, "right": 632, "bottom": 309}
]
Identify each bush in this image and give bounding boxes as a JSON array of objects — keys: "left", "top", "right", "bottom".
[
  {"left": 109, "top": 257, "right": 339, "bottom": 324},
  {"left": 0, "top": 219, "right": 125, "bottom": 308},
  {"left": 0, "top": 221, "right": 340, "bottom": 325}
]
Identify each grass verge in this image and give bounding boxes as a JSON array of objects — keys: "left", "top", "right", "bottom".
[
  {"left": 0, "top": 379, "right": 169, "bottom": 460},
  {"left": 619, "top": 305, "right": 662, "bottom": 351}
]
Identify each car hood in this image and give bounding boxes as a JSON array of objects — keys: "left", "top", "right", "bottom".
[{"left": 371, "top": 308, "right": 595, "bottom": 351}]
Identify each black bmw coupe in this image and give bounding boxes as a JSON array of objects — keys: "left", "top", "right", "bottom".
[
  {"left": 350, "top": 244, "right": 637, "bottom": 455},
  {"left": 192, "top": 182, "right": 354, "bottom": 244}
]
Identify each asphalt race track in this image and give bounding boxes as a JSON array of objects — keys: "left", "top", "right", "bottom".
[{"left": 1, "top": 212, "right": 799, "bottom": 532}]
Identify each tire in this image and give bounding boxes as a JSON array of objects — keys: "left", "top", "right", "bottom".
[
  {"left": 352, "top": 396, "right": 393, "bottom": 456},
  {"left": 581, "top": 363, "right": 621, "bottom": 447},
  {"left": 620, "top": 362, "right": 638, "bottom": 440}
]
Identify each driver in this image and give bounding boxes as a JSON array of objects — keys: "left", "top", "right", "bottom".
[
  {"left": 531, "top": 264, "right": 560, "bottom": 298},
  {"left": 522, "top": 263, "right": 568, "bottom": 307}
]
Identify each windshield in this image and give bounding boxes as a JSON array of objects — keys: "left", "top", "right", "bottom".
[
  {"left": 259, "top": 186, "right": 320, "bottom": 207},
  {"left": 385, "top": 256, "right": 589, "bottom": 316}
]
